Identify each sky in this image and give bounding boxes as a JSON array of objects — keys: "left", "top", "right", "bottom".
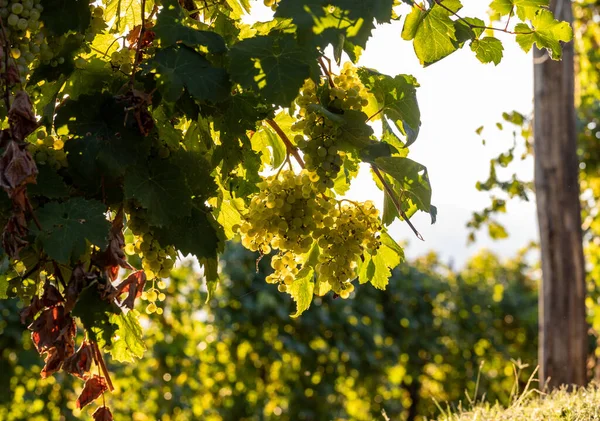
[{"left": 247, "top": 2, "right": 539, "bottom": 268}]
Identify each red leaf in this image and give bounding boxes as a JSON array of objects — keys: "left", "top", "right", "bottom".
[
  {"left": 93, "top": 406, "right": 114, "bottom": 421},
  {"left": 20, "top": 295, "right": 43, "bottom": 324},
  {"left": 76, "top": 375, "right": 108, "bottom": 409},
  {"left": 0, "top": 140, "right": 37, "bottom": 196},
  {"left": 64, "top": 265, "right": 97, "bottom": 313},
  {"left": 41, "top": 282, "right": 64, "bottom": 307},
  {"left": 8, "top": 91, "right": 38, "bottom": 142},
  {"left": 93, "top": 208, "right": 133, "bottom": 281},
  {"left": 40, "top": 339, "right": 74, "bottom": 378},
  {"left": 63, "top": 340, "right": 94, "bottom": 379},
  {"left": 110, "top": 270, "right": 146, "bottom": 309},
  {"left": 29, "top": 306, "right": 76, "bottom": 353}
]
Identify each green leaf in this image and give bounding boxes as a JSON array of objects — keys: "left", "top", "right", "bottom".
[
  {"left": 155, "top": 206, "right": 222, "bottom": 259},
  {"left": 28, "top": 165, "right": 69, "bottom": 199},
  {"left": 34, "top": 198, "right": 110, "bottom": 265},
  {"left": 488, "top": 221, "right": 509, "bottom": 239},
  {"left": 470, "top": 37, "right": 504, "bottom": 65},
  {"left": 402, "top": 0, "right": 463, "bottom": 66},
  {"left": 41, "top": 0, "right": 91, "bottom": 35},
  {"left": 358, "top": 69, "right": 421, "bottom": 146},
  {"left": 515, "top": 10, "right": 572, "bottom": 59},
  {"left": 58, "top": 93, "right": 151, "bottom": 186},
  {"left": 337, "top": 110, "right": 374, "bottom": 149},
  {"left": 201, "top": 257, "right": 219, "bottom": 303},
  {"left": 370, "top": 239, "right": 403, "bottom": 290},
  {"left": 143, "top": 46, "right": 231, "bottom": 103},
  {"left": 30, "top": 35, "right": 83, "bottom": 84},
  {"left": 72, "top": 283, "right": 119, "bottom": 347},
  {"left": 375, "top": 156, "right": 433, "bottom": 213},
  {"left": 106, "top": 311, "right": 146, "bottom": 363},
  {"left": 251, "top": 127, "right": 286, "bottom": 169},
  {"left": 124, "top": 159, "right": 193, "bottom": 227},
  {"left": 229, "top": 34, "right": 313, "bottom": 106},
  {"left": 289, "top": 267, "right": 314, "bottom": 318},
  {"left": 490, "top": 0, "right": 549, "bottom": 20},
  {"left": 154, "top": 0, "right": 227, "bottom": 52},
  {"left": 64, "top": 58, "right": 123, "bottom": 101}
]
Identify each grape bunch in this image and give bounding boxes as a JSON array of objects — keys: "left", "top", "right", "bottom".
[
  {"left": 140, "top": 279, "right": 167, "bottom": 315},
  {"left": 291, "top": 63, "right": 370, "bottom": 190},
  {"left": 110, "top": 48, "right": 135, "bottom": 74},
  {"left": 236, "top": 170, "right": 384, "bottom": 297},
  {"left": 0, "top": 0, "right": 43, "bottom": 81},
  {"left": 28, "top": 130, "right": 68, "bottom": 170},
  {"left": 315, "top": 200, "right": 382, "bottom": 297},
  {"left": 263, "top": 0, "right": 279, "bottom": 11},
  {"left": 125, "top": 205, "right": 177, "bottom": 280}
]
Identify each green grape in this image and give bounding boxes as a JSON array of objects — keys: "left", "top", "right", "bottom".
[
  {"left": 11, "top": 2, "right": 23, "bottom": 14},
  {"left": 7, "top": 12, "right": 18, "bottom": 25}
]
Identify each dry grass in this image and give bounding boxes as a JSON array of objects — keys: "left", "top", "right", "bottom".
[{"left": 434, "top": 365, "right": 600, "bottom": 421}]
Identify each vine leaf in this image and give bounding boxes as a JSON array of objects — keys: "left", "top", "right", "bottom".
[
  {"left": 201, "top": 257, "right": 219, "bottom": 303},
  {"left": 110, "top": 270, "right": 146, "bottom": 310},
  {"left": 28, "top": 165, "right": 69, "bottom": 199},
  {"left": 124, "top": 160, "right": 193, "bottom": 227},
  {"left": 106, "top": 311, "right": 146, "bottom": 363},
  {"left": 76, "top": 375, "right": 108, "bottom": 409},
  {"left": 470, "top": 37, "right": 504, "bottom": 65},
  {"left": 358, "top": 232, "right": 403, "bottom": 289},
  {"left": 401, "top": 0, "right": 463, "bottom": 66},
  {"left": 41, "top": 0, "right": 91, "bottom": 35},
  {"left": 358, "top": 69, "right": 421, "bottom": 146},
  {"left": 143, "top": 46, "right": 231, "bottom": 103},
  {"left": 34, "top": 198, "right": 110, "bottom": 265},
  {"left": 154, "top": 0, "right": 227, "bottom": 52},
  {"left": 93, "top": 406, "right": 114, "bottom": 421},
  {"left": 251, "top": 126, "right": 286, "bottom": 169},
  {"left": 515, "top": 9, "right": 573, "bottom": 59},
  {"left": 57, "top": 93, "right": 150, "bottom": 184},
  {"left": 63, "top": 340, "right": 94, "bottom": 379},
  {"left": 489, "top": 0, "right": 549, "bottom": 20},
  {"left": 289, "top": 242, "right": 319, "bottom": 317},
  {"left": 228, "top": 34, "right": 313, "bottom": 106},
  {"left": 72, "top": 283, "right": 119, "bottom": 348},
  {"left": 155, "top": 206, "right": 222, "bottom": 259}
]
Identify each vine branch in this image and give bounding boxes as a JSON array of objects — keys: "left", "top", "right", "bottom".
[
  {"left": 265, "top": 119, "right": 305, "bottom": 169},
  {"left": 371, "top": 165, "right": 424, "bottom": 241},
  {"left": 91, "top": 341, "right": 115, "bottom": 392},
  {"left": 130, "top": 0, "right": 147, "bottom": 87}
]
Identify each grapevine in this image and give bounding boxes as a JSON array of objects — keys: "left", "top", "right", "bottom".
[{"left": 0, "top": 0, "right": 571, "bottom": 418}]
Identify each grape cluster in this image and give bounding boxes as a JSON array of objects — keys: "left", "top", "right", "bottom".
[
  {"left": 125, "top": 205, "right": 177, "bottom": 280},
  {"left": 0, "top": 0, "right": 43, "bottom": 81},
  {"left": 263, "top": 0, "right": 278, "bottom": 11},
  {"left": 236, "top": 170, "right": 383, "bottom": 297},
  {"left": 316, "top": 200, "right": 382, "bottom": 297},
  {"left": 110, "top": 48, "right": 135, "bottom": 74},
  {"left": 291, "top": 63, "right": 370, "bottom": 189},
  {"left": 141, "top": 279, "right": 167, "bottom": 315},
  {"left": 28, "top": 130, "right": 68, "bottom": 169}
]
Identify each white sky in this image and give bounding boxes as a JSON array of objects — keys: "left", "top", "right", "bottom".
[{"left": 248, "top": 2, "right": 539, "bottom": 268}]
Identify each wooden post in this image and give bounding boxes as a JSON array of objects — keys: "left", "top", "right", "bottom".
[{"left": 534, "top": 0, "right": 587, "bottom": 388}]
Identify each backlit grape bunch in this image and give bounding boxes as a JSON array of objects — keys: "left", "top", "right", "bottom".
[
  {"left": 236, "top": 170, "right": 383, "bottom": 297},
  {"left": 0, "top": 0, "right": 44, "bottom": 81},
  {"left": 28, "top": 130, "right": 68, "bottom": 169},
  {"left": 316, "top": 200, "right": 382, "bottom": 297},
  {"left": 125, "top": 204, "right": 177, "bottom": 280},
  {"left": 237, "top": 170, "right": 331, "bottom": 256},
  {"left": 292, "top": 63, "right": 370, "bottom": 190}
]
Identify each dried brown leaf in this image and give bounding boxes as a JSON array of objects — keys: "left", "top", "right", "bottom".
[
  {"left": 93, "top": 406, "right": 114, "bottom": 421},
  {"left": 0, "top": 141, "right": 38, "bottom": 193},
  {"left": 20, "top": 295, "right": 43, "bottom": 324},
  {"left": 63, "top": 340, "right": 94, "bottom": 379},
  {"left": 29, "top": 305, "right": 76, "bottom": 353},
  {"left": 93, "top": 208, "right": 133, "bottom": 281},
  {"left": 76, "top": 375, "right": 108, "bottom": 409},
  {"left": 41, "top": 282, "right": 64, "bottom": 307},
  {"left": 64, "top": 265, "right": 97, "bottom": 313},
  {"left": 110, "top": 270, "right": 146, "bottom": 309},
  {"left": 8, "top": 91, "right": 38, "bottom": 141}
]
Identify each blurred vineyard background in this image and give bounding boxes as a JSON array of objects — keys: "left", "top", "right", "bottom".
[
  {"left": 0, "top": 243, "right": 542, "bottom": 420},
  {"left": 2, "top": 0, "right": 600, "bottom": 420}
]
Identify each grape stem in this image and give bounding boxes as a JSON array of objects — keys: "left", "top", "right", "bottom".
[
  {"left": 130, "top": 0, "right": 147, "bottom": 88},
  {"left": 318, "top": 56, "right": 335, "bottom": 88},
  {"left": 371, "top": 165, "right": 424, "bottom": 241},
  {"left": 265, "top": 119, "right": 305, "bottom": 169},
  {"left": 91, "top": 340, "right": 115, "bottom": 392}
]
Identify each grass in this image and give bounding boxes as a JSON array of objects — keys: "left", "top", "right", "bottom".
[
  {"left": 436, "top": 383, "right": 600, "bottom": 420},
  {"left": 431, "top": 365, "right": 600, "bottom": 421}
]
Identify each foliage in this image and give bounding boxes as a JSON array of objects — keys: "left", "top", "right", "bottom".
[
  {"left": 0, "top": 242, "right": 539, "bottom": 420},
  {"left": 0, "top": 0, "right": 571, "bottom": 415}
]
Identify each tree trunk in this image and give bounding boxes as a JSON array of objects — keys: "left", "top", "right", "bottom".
[{"left": 534, "top": 0, "right": 587, "bottom": 389}]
